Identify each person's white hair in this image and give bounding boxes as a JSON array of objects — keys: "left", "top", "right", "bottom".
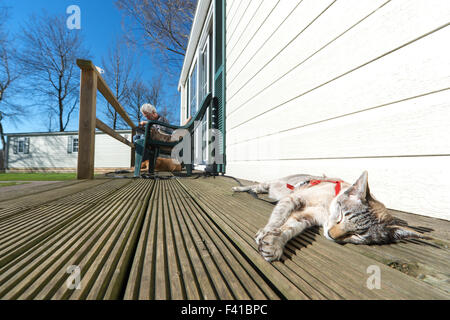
[{"left": 140, "top": 103, "right": 156, "bottom": 114}]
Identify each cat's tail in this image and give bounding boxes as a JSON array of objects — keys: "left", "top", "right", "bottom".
[
  {"left": 232, "top": 183, "right": 269, "bottom": 194},
  {"left": 390, "top": 225, "right": 434, "bottom": 241},
  {"left": 232, "top": 185, "right": 254, "bottom": 192}
]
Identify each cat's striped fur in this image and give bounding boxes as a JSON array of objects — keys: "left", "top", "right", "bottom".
[{"left": 232, "top": 171, "right": 427, "bottom": 262}]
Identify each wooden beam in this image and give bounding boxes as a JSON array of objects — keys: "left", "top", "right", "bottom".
[
  {"left": 76, "top": 59, "right": 137, "bottom": 129},
  {"left": 96, "top": 118, "right": 134, "bottom": 148},
  {"left": 97, "top": 78, "right": 136, "bottom": 129},
  {"left": 77, "top": 68, "right": 97, "bottom": 180}
]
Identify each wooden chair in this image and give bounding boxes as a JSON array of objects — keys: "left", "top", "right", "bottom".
[{"left": 134, "top": 93, "right": 215, "bottom": 177}]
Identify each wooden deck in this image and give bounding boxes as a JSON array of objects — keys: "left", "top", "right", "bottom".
[{"left": 0, "top": 174, "right": 449, "bottom": 300}]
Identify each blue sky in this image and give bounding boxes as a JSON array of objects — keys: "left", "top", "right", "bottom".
[{"left": 1, "top": 0, "right": 182, "bottom": 135}]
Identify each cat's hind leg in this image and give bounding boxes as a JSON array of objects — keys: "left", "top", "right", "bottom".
[{"left": 257, "top": 210, "right": 317, "bottom": 261}]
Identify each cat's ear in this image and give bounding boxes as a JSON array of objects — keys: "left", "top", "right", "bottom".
[
  {"left": 345, "top": 171, "right": 369, "bottom": 199},
  {"left": 387, "top": 225, "right": 431, "bottom": 240}
]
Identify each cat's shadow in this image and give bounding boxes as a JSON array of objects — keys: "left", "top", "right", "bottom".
[
  {"left": 388, "top": 218, "right": 440, "bottom": 248},
  {"left": 281, "top": 226, "right": 321, "bottom": 262}
]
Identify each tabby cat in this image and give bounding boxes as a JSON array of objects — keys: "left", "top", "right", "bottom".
[{"left": 232, "top": 171, "right": 427, "bottom": 262}]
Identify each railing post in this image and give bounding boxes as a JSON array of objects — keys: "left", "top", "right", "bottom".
[{"left": 77, "top": 67, "right": 97, "bottom": 179}]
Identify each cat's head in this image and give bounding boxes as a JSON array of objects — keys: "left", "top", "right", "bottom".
[{"left": 325, "top": 171, "right": 425, "bottom": 244}]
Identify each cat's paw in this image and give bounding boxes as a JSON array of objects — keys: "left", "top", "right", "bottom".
[
  {"left": 256, "top": 228, "right": 284, "bottom": 262},
  {"left": 255, "top": 228, "right": 265, "bottom": 246},
  {"left": 255, "top": 227, "right": 275, "bottom": 246}
]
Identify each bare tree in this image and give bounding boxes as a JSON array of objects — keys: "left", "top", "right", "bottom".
[
  {"left": 115, "top": 0, "right": 196, "bottom": 69},
  {"left": 125, "top": 75, "right": 163, "bottom": 125},
  {"left": 101, "top": 39, "right": 134, "bottom": 130},
  {"left": 18, "top": 13, "right": 89, "bottom": 132},
  {"left": 125, "top": 77, "right": 150, "bottom": 125},
  {"left": 0, "top": 5, "right": 22, "bottom": 153},
  {"left": 0, "top": 47, "right": 20, "bottom": 150}
]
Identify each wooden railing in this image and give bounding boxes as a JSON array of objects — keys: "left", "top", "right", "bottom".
[{"left": 76, "top": 59, "right": 137, "bottom": 179}]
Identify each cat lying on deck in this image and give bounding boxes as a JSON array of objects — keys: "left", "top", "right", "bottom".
[{"left": 232, "top": 171, "right": 427, "bottom": 262}]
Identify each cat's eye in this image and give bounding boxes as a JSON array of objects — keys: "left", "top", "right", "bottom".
[{"left": 336, "top": 211, "right": 344, "bottom": 224}]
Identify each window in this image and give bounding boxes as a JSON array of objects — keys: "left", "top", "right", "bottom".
[
  {"left": 188, "top": 62, "right": 198, "bottom": 118},
  {"left": 185, "top": 80, "right": 190, "bottom": 119},
  {"left": 67, "top": 136, "right": 78, "bottom": 153},
  {"left": 13, "top": 137, "right": 30, "bottom": 154},
  {"left": 199, "top": 35, "right": 210, "bottom": 101},
  {"left": 72, "top": 138, "right": 79, "bottom": 153},
  {"left": 183, "top": 6, "right": 214, "bottom": 166},
  {"left": 18, "top": 140, "right": 24, "bottom": 153}
]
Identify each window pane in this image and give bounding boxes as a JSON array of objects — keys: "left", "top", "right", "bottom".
[
  {"left": 186, "top": 81, "right": 190, "bottom": 119},
  {"left": 18, "top": 141, "right": 24, "bottom": 153},
  {"left": 73, "top": 138, "right": 79, "bottom": 152},
  {"left": 200, "top": 43, "right": 208, "bottom": 101},
  {"left": 189, "top": 63, "right": 197, "bottom": 117}
]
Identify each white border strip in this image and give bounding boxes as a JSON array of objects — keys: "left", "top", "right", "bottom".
[{"left": 178, "top": 0, "right": 213, "bottom": 90}]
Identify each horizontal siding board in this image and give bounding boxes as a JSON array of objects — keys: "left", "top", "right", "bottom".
[
  {"left": 226, "top": 28, "right": 450, "bottom": 143},
  {"left": 227, "top": 89, "right": 450, "bottom": 159},
  {"left": 226, "top": 0, "right": 244, "bottom": 31},
  {"left": 226, "top": 156, "right": 450, "bottom": 220},
  {"left": 227, "top": 0, "right": 337, "bottom": 99},
  {"left": 94, "top": 133, "right": 131, "bottom": 167},
  {"left": 226, "top": 0, "right": 234, "bottom": 16},
  {"left": 226, "top": 0, "right": 300, "bottom": 83},
  {"left": 7, "top": 133, "right": 131, "bottom": 169},
  {"left": 226, "top": 0, "right": 279, "bottom": 64},
  {"left": 8, "top": 135, "right": 77, "bottom": 168},
  {"left": 225, "top": 0, "right": 261, "bottom": 49},
  {"left": 226, "top": 0, "right": 450, "bottom": 127},
  {"left": 226, "top": 0, "right": 387, "bottom": 107}
]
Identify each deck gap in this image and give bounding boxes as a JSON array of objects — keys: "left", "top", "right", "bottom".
[{"left": 175, "top": 179, "right": 289, "bottom": 300}]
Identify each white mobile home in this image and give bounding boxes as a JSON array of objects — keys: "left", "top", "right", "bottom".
[
  {"left": 178, "top": 0, "right": 450, "bottom": 220},
  {"left": 5, "top": 130, "right": 132, "bottom": 172}
]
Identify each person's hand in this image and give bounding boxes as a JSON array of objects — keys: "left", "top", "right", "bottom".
[{"left": 139, "top": 121, "right": 147, "bottom": 127}]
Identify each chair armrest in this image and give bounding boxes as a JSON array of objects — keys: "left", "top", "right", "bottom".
[{"left": 144, "top": 92, "right": 214, "bottom": 133}]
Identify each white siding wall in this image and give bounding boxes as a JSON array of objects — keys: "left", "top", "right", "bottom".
[
  {"left": 94, "top": 133, "right": 131, "bottom": 167},
  {"left": 225, "top": 0, "right": 450, "bottom": 219},
  {"left": 8, "top": 132, "right": 132, "bottom": 169}
]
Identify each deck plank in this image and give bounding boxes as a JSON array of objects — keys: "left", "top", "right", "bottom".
[
  {"left": 179, "top": 176, "right": 449, "bottom": 299},
  {"left": 0, "top": 175, "right": 448, "bottom": 300}
]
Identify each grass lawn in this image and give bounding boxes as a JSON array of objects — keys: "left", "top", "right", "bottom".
[
  {"left": 0, "top": 172, "right": 77, "bottom": 181},
  {"left": 0, "top": 182, "right": 31, "bottom": 188}
]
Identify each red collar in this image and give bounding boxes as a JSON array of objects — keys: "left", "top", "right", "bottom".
[{"left": 287, "top": 179, "right": 343, "bottom": 196}]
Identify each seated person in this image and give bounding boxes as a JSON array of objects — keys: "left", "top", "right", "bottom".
[
  {"left": 133, "top": 104, "right": 189, "bottom": 172},
  {"left": 133, "top": 103, "right": 173, "bottom": 144}
]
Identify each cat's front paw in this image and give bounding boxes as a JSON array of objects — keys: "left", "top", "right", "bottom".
[{"left": 255, "top": 228, "right": 284, "bottom": 262}]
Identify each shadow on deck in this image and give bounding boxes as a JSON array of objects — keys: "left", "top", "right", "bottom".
[{"left": 0, "top": 173, "right": 448, "bottom": 300}]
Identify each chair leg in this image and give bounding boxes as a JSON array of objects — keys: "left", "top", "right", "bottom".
[
  {"left": 148, "top": 148, "right": 157, "bottom": 174},
  {"left": 134, "top": 139, "right": 145, "bottom": 177},
  {"left": 185, "top": 164, "right": 192, "bottom": 176}
]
